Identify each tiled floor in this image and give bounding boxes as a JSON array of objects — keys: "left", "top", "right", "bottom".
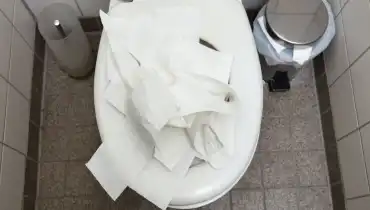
[{"left": 36, "top": 33, "right": 333, "bottom": 210}]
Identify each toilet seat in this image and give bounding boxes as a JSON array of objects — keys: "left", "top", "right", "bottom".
[{"left": 94, "top": 0, "right": 263, "bottom": 208}]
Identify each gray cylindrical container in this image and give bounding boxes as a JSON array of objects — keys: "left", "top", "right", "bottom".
[{"left": 37, "top": 3, "right": 94, "bottom": 78}]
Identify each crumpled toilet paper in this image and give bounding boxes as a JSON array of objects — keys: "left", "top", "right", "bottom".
[{"left": 87, "top": 3, "right": 239, "bottom": 209}]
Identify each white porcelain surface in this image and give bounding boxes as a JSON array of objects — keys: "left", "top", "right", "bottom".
[
  {"left": 94, "top": 0, "right": 262, "bottom": 208},
  {"left": 329, "top": 70, "right": 357, "bottom": 139},
  {"left": 4, "top": 86, "right": 30, "bottom": 154},
  {"left": 338, "top": 131, "right": 370, "bottom": 198}
]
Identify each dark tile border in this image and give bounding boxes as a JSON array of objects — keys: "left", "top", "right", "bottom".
[
  {"left": 80, "top": 17, "right": 103, "bottom": 32},
  {"left": 313, "top": 54, "right": 346, "bottom": 210},
  {"left": 23, "top": 19, "right": 102, "bottom": 210},
  {"left": 23, "top": 26, "right": 45, "bottom": 210}
]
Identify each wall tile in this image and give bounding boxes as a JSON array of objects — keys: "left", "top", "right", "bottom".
[
  {"left": 76, "top": 0, "right": 109, "bottom": 16},
  {"left": 328, "top": 0, "right": 341, "bottom": 17},
  {"left": 0, "top": 146, "right": 26, "bottom": 210},
  {"left": 9, "top": 29, "right": 34, "bottom": 99},
  {"left": 0, "top": 77, "right": 7, "bottom": 142},
  {"left": 0, "top": 0, "right": 15, "bottom": 21},
  {"left": 0, "top": 12, "right": 13, "bottom": 78},
  {"left": 338, "top": 131, "right": 370, "bottom": 198},
  {"left": 324, "top": 14, "right": 349, "bottom": 85},
  {"left": 13, "top": 0, "right": 36, "bottom": 49},
  {"left": 24, "top": 0, "right": 82, "bottom": 16},
  {"left": 329, "top": 70, "right": 357, "bottom": 139},
  {"left": 0, "top": 144, "right": 3, "bottom": 166},
  {"left": 346, "top": 196, "right": 370, "bottom": 210},
  {"left": 350, "top": 49, "right": 370, "bottom": 126},
  {"left": 342, "top": 0, "right": 370, "bottom": 64},
  {"left": 359, "top": 123, "right": 370, "bottom": 187},
  {"left": 4, "top": 86, "right": 30, "bottom": 154}
]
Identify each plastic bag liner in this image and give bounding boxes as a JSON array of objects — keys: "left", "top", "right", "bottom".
[{"left": 253, "top": 0, "right": 335, "bottom": 68}]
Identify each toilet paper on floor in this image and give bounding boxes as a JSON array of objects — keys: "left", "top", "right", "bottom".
[{"left": 88, "top": 3, "right": 239, "bottom": 209}]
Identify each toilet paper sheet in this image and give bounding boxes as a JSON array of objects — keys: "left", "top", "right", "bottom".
[{"left": 88, "top": 3, "right": 239, "bottom": 209}]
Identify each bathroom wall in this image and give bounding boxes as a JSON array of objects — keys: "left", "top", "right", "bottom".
[
  {"left": 0, "top": 0, "right": 40, "bottom": 209},
  {"left": 324, "top": 0, "right": 370, "bottom": 208},
  {"left": 24, "top": 0, "right": 109, "bottom": 17}
]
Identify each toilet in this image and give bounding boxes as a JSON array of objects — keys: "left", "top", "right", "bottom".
[{"left": 94, "top": 0, "right": 263, "bottom": 208}]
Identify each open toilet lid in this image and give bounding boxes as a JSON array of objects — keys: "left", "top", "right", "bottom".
[{"left": 94, "top": 0, "right": 263, "bottom": 208}]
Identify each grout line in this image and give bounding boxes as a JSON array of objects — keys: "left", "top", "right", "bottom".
[
  {"left": 74, "top": 0, "right": 84, "bottom": 16},
  {"left": 20, "top": 0, "right": 36, "bottom": 21},
  {"left": 62, "top": 161, "right": 68, "bottom": 206},
  {"left": 0, "top": 73, "right": 31, "bottom": 103},
  {"left": 346, "top": 194, "right": 370, "bottom": 201},
  {"left": 255, "top": 149, "right": 326, "bottom": 154},
  {"left": 1, "top": 14, "right": 14, "bottom": 149},
  {"left": 36, "top": 194, "right": 115, "bottom": 200},
  {"left": 357, "top": 123, "right": 370, "bottom": 188},
  {"left": 260, "top": 156, "right": 267, "bottom": 210},
  {"left": 0, "top": 141, "right": 37, "bottom": 162},
  {"left": 0, "top": 2, "right": 42, "bottom": 62},
  {"left": 231, "top": 185, "right": 330, "bottom": 192},
  {"left": 337, "top": 120, "right": 370, "bottom": 142},
  {"left": 38, "top": 159, "right": 92, "bottom": 164},
  {"left": 336, "top": 0, "right": 349, "bottom": 18},
  {"left": 328, "top": 44, "right": 370, "bottom": 89},
  {"left": 1, "top": 80, "right": 8, "bottom": 152}
]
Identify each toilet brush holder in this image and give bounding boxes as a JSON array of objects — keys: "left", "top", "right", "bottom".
[{"left": 37, "top": 3, "right": 94, "bottom": 78}]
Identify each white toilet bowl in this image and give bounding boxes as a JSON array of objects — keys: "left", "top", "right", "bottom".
[{"left": 94, "top": 0, "right": 263, "bottom": 208}]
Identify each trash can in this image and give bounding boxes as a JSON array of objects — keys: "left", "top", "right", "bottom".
[
  {"left": 37, "top": 3, "right": 94, "bottom": 78},
  {"left": 253, "top": 0, "right": 335, "bottom": 91}
]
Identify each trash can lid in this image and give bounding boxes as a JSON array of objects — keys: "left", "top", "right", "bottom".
[{"left": 265, "top": 0, "right": 329, "bottom": 45}]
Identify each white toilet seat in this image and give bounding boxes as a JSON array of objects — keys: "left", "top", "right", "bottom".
[{"left": 94, "top": 0, "right": 263, "bottom": 208}]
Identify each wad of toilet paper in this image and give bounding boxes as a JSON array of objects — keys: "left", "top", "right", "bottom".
[{"left": 87, "top": 3, "right": 238, "bottom": 209}]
